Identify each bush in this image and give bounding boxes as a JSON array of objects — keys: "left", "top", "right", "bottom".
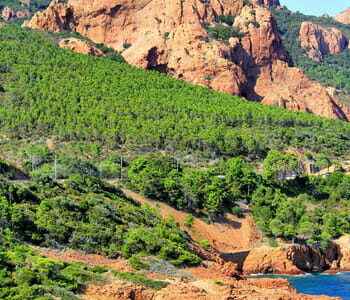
[
  {"left": 231, "top": 206, "right": 244, "bottom": 218},
  {"left": 184, "top": 214, "right": 194, "bottom": 228}
]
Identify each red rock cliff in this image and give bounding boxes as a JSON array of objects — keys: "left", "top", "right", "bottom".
[{"left": 300, "top": 22, "right": 348, "bottom": 62}]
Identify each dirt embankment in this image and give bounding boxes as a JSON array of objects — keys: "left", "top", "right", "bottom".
[{"left": 121, "top": 189, "right": 262, "bottom": 254}]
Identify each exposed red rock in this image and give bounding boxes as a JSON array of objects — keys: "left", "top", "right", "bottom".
[
  {"left": 2, "top": 7, "right": 14, "bottom": 21},
  {"left": 300, "top": 22, "right": 348, "bottom": 62},
  {"left": 1, "top": 6, "right": 30, "bottom": 21},
  {"left": 82, "top": 281, "right": 155, "bottom": 300},
  {"left": 242, "top": 245, "right": 303, "bottom": 275},
  {"left": 24, "top": 0, "right": 350, "bottom": 120},
  {"left": 15, "top": 10, "right": 31, "bottom": 19},
  {"left": 335, "top": 8, "right": 350, "bottom": 25},
  {"left": 59, "top": 38, "right": 104, "bottom": 56},
  {"left": 334, "top": 235, "right": 350, "bottom": 271},
  {"left": 260, "top": 61, "right": 349, "bottom": 120},
  {"left": 82, "top": 278, "right": 338, "bottom": 300},
  {"left": 242, "top": 243, "right": 342, "bottom": 275}
]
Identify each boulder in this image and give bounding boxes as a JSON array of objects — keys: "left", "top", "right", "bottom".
[
  {"left": 299, "top": 21, "right": 348, "bottom": 62},
  {"left": 58, "top": 38, "right": 104, "bottom": 57},
  {"left": 2, "top": 7, "right": 15, "bottom": 21}
]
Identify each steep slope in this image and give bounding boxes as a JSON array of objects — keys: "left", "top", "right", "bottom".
[
  {"left": 24, "top": 0, "right": 350, "bottom": 120},
  {"left": 2, "top": 25, "right": 350, "bottom": 159}
]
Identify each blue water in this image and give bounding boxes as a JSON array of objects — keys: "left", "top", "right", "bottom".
[
  {"left": 255, "top": 273, "right": 350, "bottom": 299},
  {"left": 287, "top": 273, "right": 350, "bottom": 299}
]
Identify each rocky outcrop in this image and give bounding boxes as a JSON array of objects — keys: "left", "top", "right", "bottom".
[
  {"left": 300, "top": 22, "right": 348, "bottom": 62},
  {"left": 335, "top": 8, "right": 350, "bottom": 25},
  {"left": 83, "top": 278, "right": 338, "bottom": 300},
  {"left": 2, "top": 7, "right": 14, "bottom": 21},
  {"left": 1, "top": 6, "right": 30, "bottom": 21},
  {"left": 287, "top": 243, "right": 341, "bottom": 273},
  {"left": 242, "top": 246, "right": 302, "bottom": 274},
  {"left": 242, "top": 243, "right": 341, "bottom": 275},
  {"left": 24, "top": 0, "right": 350, "bottom": 120},
  {"left": 58, "top": 38, "right": 104, "bottom": 56},
  {"left": 251, "top": 0, "right": 280, "bottom": 8},
  {"left": 260, "top": 61, "right": 350, "bottom": 120},
  {"left": 334, "top": 235, "right": 350, "bottom": 271}
]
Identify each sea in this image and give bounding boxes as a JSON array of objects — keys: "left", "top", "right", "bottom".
[
  {"left": 254, "top": 273, "right": 350, "bottom": 299},
  {"left": 288, "top": 273, "right": 350, "bottom": 300}
]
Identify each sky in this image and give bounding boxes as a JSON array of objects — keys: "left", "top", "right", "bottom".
[{"left": 281, "top": 0, "right": 349, "bottom": 16}]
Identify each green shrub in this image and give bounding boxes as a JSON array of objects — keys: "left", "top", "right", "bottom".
[
  {"left": 112, "top": 271, "right": 168, "bottom": 290},
  {"left": 184, "top": 214, "right": 194, "bottom": 228},
  {"left": 231, "top": 206, "right": 244, "bottom": 218}
]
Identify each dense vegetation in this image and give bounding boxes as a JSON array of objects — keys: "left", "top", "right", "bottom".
[
  {"left": 0, "top": 175, "right": 200, "bottom": 266},
  {"left": 0, "top": 231, "right": 105, "bottom": 299},
  {"left": 273, "top": 8, "right": 350, "bottom": 95},
  {"left": 1, "top": 25, "right": 350, "bottom": 161},
  {"left": 0, "top": 229, "right": 171, "bottom": 299},
  {"left": 125, "top": 152, "right": 350, "bottom": 247}
]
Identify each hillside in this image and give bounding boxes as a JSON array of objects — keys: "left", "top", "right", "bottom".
[
  {"left": 2, "top": 2, "right": 350, "bottom": 299},
  {"left": 22, "top": 0, "right": 350, "bottom": 120},
  {"left": 1, "top": 25, "right": 350, "bottom": 160}
]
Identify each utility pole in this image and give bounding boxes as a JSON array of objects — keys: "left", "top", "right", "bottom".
[
  {"left": 54, "top": 154, "right": 57, "bottom": 181},
  {"left": 120, "top": 156, "right": 123, "bottom": 181}
]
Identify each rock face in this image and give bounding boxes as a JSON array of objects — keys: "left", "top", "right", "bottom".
[
  {"left": 1, "top": 6, "right": 30, "bottom": 21},
  {"left": 242, "top": 243, "right": 341, "bottom": 274},
  {"left": 24, "top": 0, "right": 350, "bottom": 120},
  {"left": 335, "top": 235, "right": 350, "bottom": 271},
  {"left": 335, "top": 8, "right": 350, "bottom": 25},
  {"left": 300, "top": 22, "right": 349, "bottom": 62},
  {"left": 58, "top": 38, "right": 104, "bottom": 56}
]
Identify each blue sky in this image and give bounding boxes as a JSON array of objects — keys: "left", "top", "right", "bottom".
[{"left": 281, "top": 0, "right": 349, "bottom": 16}]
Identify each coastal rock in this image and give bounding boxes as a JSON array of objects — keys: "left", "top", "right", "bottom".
[
  {"left": 335, "top": 235, "right": 350, "bottom": 271},
  {"left": 242, "top": 246, "right": 303, "bottom": 274},
  {"left": 82, "top": 281, "right": 155, "bottom": 300},
  {"left": 83, "top": 278, "right": 339, "bottom": 300},
  {"left": 299, "top": 22, "right": 348, "bottom": 62},
  {"left": 58, "top": 38, "right": 104, "bottom": 57},
  {"left": 335, "top": 8, "right": 350, "bottom": 25},
  {"left": 287, "top": 243, "right": 341, "bottom": 273},
  {"left": 242, "top": 243, "right": 341, "bottom": 274},
  {"left": 24, "top": 0, "right": 350, "bottom": 120}
]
